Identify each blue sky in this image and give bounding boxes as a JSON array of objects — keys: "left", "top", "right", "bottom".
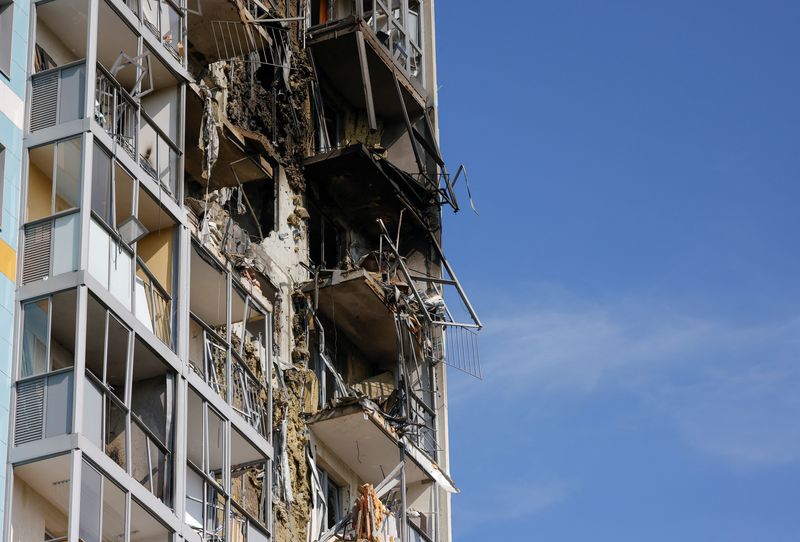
[{"left": 435, "top": 1, "right": 800, "bottom": 540}]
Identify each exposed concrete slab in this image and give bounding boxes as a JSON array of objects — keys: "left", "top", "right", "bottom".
[{"left": 307, "top": 398, "right": 457, "bottom": 493}]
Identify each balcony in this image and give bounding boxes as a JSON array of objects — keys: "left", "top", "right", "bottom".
[
  {"left": 307, "top": 397, "right": 456, "bottom": 492},
  {"left": 308, "top": 0, "right": 426, "bottom": 96}
]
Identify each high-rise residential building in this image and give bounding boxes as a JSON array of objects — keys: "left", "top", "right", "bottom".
[
  {"left": 1, "top": 0, "right": 31, "bottom": 525},
  {"left": 5, "top": 1, "right": 481, "bottom": 541}
]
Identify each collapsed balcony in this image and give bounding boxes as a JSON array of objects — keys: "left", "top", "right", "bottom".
[{"left": 308, "top": 0, "right": 427, "bottom": 101}]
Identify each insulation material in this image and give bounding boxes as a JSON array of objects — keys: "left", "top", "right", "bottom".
[
  {"left": 199, "top": 82, "right": 220, "bottom": 180},
  {"left": 352, "top": 372, "right": 395, "bottom": 405},
  {"left": 353, "top": 484, "right": 398, "bottom": 542}
]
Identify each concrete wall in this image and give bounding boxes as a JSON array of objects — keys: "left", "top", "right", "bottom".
[{"left": 9, "top": 478, "right": 69, "bottom": 541}]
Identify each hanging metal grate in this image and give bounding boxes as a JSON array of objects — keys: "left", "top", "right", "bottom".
[
  {"left": 442, "top": 325, "right": 483, "bottom": 380},
  {"left": 210, "top": 20, "right": 294, "bottom": 70}
]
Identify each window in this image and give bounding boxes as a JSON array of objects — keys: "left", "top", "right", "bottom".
[
  {"left": 0, "top": 145, "right": 5, "bottom": 229},
  {"left": 20, "top": 290, "right": 76, "bottom": 378},
  {"left": 15, "top": 291, "right": 76, "bottom": 444},
  {"left": 186, "top": 388, "right": 270, "bottom": 542},
  {"left": 0, "top": 0, "right": 12, "bottom": 78},
  {"left": 320, "top": 469, "right": 345, "bottom": 529},
  {"left": 83, "top": 295, "right": 175, "bottom": 507},
  {"left": 27, "top": 138, "right": 82, "bottom": 222},
  {"left": 189, "top": 243, "right": 271, "bottom": 439}
]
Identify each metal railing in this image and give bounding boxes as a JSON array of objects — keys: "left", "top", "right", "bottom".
[
  {"left": 136, "top": 257, "right": 173, "bottom": 346},
  {"left": 95, "top": 63, "right": 138, "bottom": 160},
  {"left": 189, "top": 314, "right": 229, "bottom": 402},
  {"left": 231, "top": 351, "right": 269, "bottom": 439},
  {"left": 407, "top": 392, "right": 437, "bottom": 459}
]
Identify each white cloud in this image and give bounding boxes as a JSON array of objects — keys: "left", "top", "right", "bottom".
[
  {"left": 455, "top": 291, "right": 800, "bottom": 467},
  {"left": 455, "top": 479, "right": 572, "bottom": 532}
]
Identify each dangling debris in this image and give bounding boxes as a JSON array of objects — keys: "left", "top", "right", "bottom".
[{"left": 199, "top": 82, "right": 220, "bottom": 180}]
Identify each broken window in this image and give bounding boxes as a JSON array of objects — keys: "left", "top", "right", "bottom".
[
  {"left": 84, "top": 294, "right": 131, "bottom": 469},
  {"left": 84, "top": 304, "right": 175, "bottom": 507},
  {"left": 142, "top": 0, "right": 185, "bottom": 63},
  {"left": 135, "top": 186, "right": 178, "bottom": 346},
  {"left": 320, "top": 469, "right": 345, "bottom": 529},
  {"left": 308, "top": 202, "right": 341, "bottom": 269},
  {"left": 190, "top": 242, "right": 271, "bottom": 439},
  {"left": 230, "top": 428, "right": 268, "bottom": 528},
  {"left": 11, "top": 454, "right": 72, "bottom": 540},
  {"left": 185, "top": 387, "right": 227, "bottom": 541},
  {"left": 186, "top": 388, "right": 270, "bottom": 542},
  {"left": 130, "top": 337, "right": 175, "bottom": 505},
  {"left": 139, "top": 47, "right": 182, "bottom": 195}
]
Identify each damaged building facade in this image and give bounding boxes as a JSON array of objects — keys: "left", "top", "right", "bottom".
[{"left": 2, "top": 0, "right": 482, "bottom": 541}]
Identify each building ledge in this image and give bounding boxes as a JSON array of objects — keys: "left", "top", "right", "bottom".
[{"left": 307, "top": 397, "right": 457, "bottom": 493}]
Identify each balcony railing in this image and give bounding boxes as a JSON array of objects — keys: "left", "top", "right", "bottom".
[
  {"left": 407, "top": 392, "right": 437, "bottom": 459},
  {"left": 95, "top": 63, "right": 137, "bottom": 160},
  {"left": 231, "top": 351, "right": 269, "bottom": 440},
  {"left": 30, "top": 60, "right": 86, "bottom": 132},
  {"left": 328, "top": 0, "right": 424, "bottom": 89},
  {"left": 93, "top": 63, "right": 182, "bottom": 197},
  {"left": 136, "top": 257, "right": 174, "bottom": 347}
]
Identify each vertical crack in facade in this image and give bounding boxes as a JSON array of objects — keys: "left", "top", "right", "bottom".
[{"left": 3, "top": 0, "right": 483, "bottom": 541}]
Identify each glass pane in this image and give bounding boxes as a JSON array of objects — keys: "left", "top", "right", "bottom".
[
  {"left": 21, "top": 299, "right": 49, "bottom": 378},
  {"left": 105, "top": 397, "right": 128, "bottom": 470},
  {"left": 115, "top": 163, "right": 134, "bottom": 223},
  {"left": 45, "top": 370, "right": 73, "bottom": 437},
  {"left": 27, "top": 143, "right": 55, "bottom": 221},
  {"left": 50, "top": 289, "right": 77, "bottom": 371},
  {"left": 79, "top": 461, "right": 102, "bottom": 542},
  {"left": 88, "top": 218, "right": 110, "bottom": 289},
  {"left": 102, "top": 478, "right": 127, "bottom": 542},
  {"left": 58, "top": 63, "right": 86, "bottom": 123},
  {"left": 230, "top": 429, "right": 265, "bottom": 523},
  {"left": 109, "top": 243, "right": 133, "bottom": 310},
  {"left": 130, "top": 498, "right": 172, "bottom": 542},
  {"left": 190, "top": 245, "right": 228, "bottom": 332},
  {"left": 54, "top": 138, "right": 81, "bottom": 212},
  {"left": 52, "top": 213, "right": 79, "bottom": 274},
  {"left": 83, "top": 377, "right": 104, "bottom": 448},
  {"left": 185, "top": 388, "right": 203, "bottom": 467},
  {"left": 85, "top": 295, "right": 106, "bottom": 379},
  {"left": 91, "top": 143, "right": 112, "bottom": 225},
  {"left": 231, "top": 287, "right": 246, "bottom": 349},
  {"left": 150, "top": 439, "right": 170, "bottom": 503},
  {"left": 131, "top": 338, "right": 171, "bottom": 444},
  {"left": 206, "top": 408, "right": 224, "bottom": 479},
  {"left": 106, "top": 315, "right": 129, "bottom": 401},
  {"left": 131, "top": 420, "right": 151, "bottom": 491},
  {"left": 185, "top": 467, "right": 204, "bottom": 532}
]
